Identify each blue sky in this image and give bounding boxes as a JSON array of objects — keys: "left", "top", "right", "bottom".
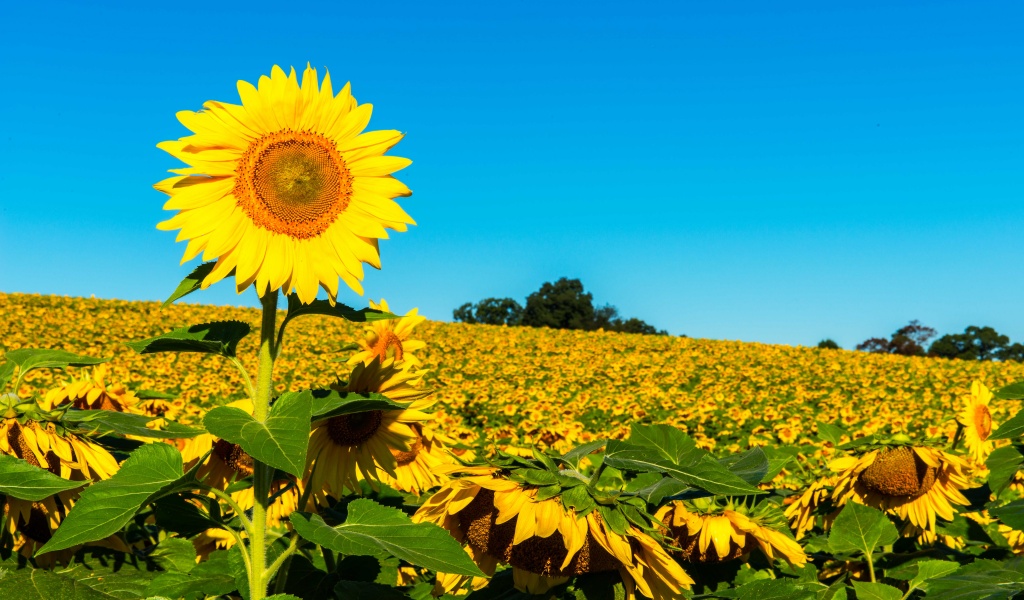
[{"left": 1, "top": 0, "right": 1022, "bottom": 348}]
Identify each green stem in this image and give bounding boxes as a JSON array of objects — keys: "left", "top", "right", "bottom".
[
  {"left": 866, "top": 550, "right": 877, "bottom": 583},
  {"left": 202, "top": 486, "right": 254, "bottom": 538},
  {"left": 229, "top": 356, "right": 257, "bottom": 401},
  {"left": 322, "top": 547, "right": 337, "bottom": 573},
  {"left": 249, "top": 291, "right": 279, "bottom": 600},
  {"left": 266, "top": 533, "right": 300, "bottom": 590},
  {"left": 950, "top": 422, "right": 965, "bottom": 452}
]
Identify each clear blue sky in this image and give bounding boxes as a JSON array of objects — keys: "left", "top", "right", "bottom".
[{"left": 2, "top": 0, "right": 1022, "bottom": 348}]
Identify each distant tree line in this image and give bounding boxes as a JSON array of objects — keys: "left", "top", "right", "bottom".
[
  {"left": 453, "top": 277, "right": 669, "bottom": 335},
  {"left": 844, "top": 320, "right": 1024, "bottom": 362}
]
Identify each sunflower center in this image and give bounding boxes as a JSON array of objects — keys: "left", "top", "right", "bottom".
[
  {"left": 372, "top": 331, "right": 404, "bottom": 362},
  {"left": 213, "top": 439, "right": 254, "bottom": 477},
  {"left": 234, "top": 129, "right": 352, "bottom": 239},
  {"left": 391, "top": 435, "right": 423, "bottom": 465},
  {"left": 860, "top": 447, "right": 937, "bottom": 499},
  {"left": 327, "top": 410, "right": 384, "bottom": 446},
  {"left": 975, "top": 405, "right": 993, "bottom": 440}
]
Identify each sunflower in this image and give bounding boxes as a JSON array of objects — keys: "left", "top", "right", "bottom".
[
  {"left": 957, "top": 381, "right": 995, "bottom": 462},
  {"left": 656, "top": 499, "right": 806, "bottom": 567},
  {"left": 374, "top": 422, "right": 457, "bottom": 496},
  {"left": 414, "top": 467, "right": 693, "bottom": 599},
  {"left": 347, "top": 298, "right": 426, "bottom": 367},
  {"left": 40, "top": 365, "right": 140, "bottom": 412},
  {"left": 156, "top": 64, "right": 415, "bottom": 304},
  {"left": 306, "top": 358, "right": 435, "bottom": 501},
  {"left": 830, "top": 446, "right": 972, "bottom": 533}
]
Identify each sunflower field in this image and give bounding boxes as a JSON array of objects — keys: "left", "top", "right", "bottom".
[{"left": 3, "top": 65, "right": 1024, "bottom": 600}]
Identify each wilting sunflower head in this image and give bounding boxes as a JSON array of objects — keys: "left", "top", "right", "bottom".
[
  {"left": 414, "top": 466, "right": 693, "bottom": 599},
  {"left": 656, "top": 498, "right": 806, "bottom": 567},
  {"left": 957, "top": 380, "right": 995, "bottom": 463},
  {"left": 40, "top": 365, "right": 140, "bottom": 412},
  {"left": 156, "top": 64, "right": 415, "bottom": 304},
  {"left": 1, "top": 417, "right": 119, "bottom": 481},
  {"left": 347, "top": 298, "right": 427, "bottom": 368},
  {"left": 830, "top": 445, "right": 972, "bottom": 533}
]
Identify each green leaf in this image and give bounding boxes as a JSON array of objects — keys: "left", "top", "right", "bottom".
[
  {"left": 632, "top": 476, "right": 689, "bottom": 504},
  {"left": 147, "top": 548, "right": 237, "bottom": 598},
  {"left": 163, "top": 261, "right": 218, "bottom": 307},
  {"left": 289, "top": 499, "right": 485, "bottom": 577},
  {"left": 851, "top": 581, "right": 902, "bottom": 600},
  {"left": 560, "top": 439, "right": 606, "bottom": 469},
  {"left": 309, "top": 389, "right": 406, "bottom": 420},
  {"left": 2, "top": 348, "right": 108, "bottom": 381},
  {"left": 284, "top": 294, "right": 397, "bottom": 325},
  {"left": 63, "top": 409, "right": 203, "bottom": 439},
  {"left": 718, "top": 447, "right": 769, "bottom": 485},
  {"left": 908, "top": 560, "right": 961, "bottom": 590},
  {"left": 994, "top": 381, "right": 1024, "bottom": 400},
  {"left": 992, "top": 409, "right": 1024, "bottom": 440},
  {"left": 927, "top": 558, "right": 1024, "bottom": 599},
  {"left": 986, "top": 445, "right": 1024, "bottom": 494},
  {"left": 603, "top": 439, "right": 764, "bottom": 496},
  {"left": 125, "top": 321, "right": 251, "bottom": 357},
  {"left": 0, "top": 568, "right": 118, "bottom": 599},
  {"left": 715, "top": 578, "right": 817, "bottom": 599},
  {"left": 990, "top": 499, "right": 1024, "bottom": 531},
  {"left": 0, "top": 359, "right": 16, "bottom": 387},
  {"left": 37, "top": 443, "right": 191, "bottom": 555},
  {"left": 0, "top": 453, "right": 88, "bottom": 500},
  {"left": 828, "top": 503, "right": 898, "bottom": 556},
  {"left": 816, "top": 421, "right": 848, "bottom": 446},
  {"left": 57, "top": 561, "right": 158, "bottom": 599},
  {"left": 334, "top": 581, "right": 412, "bottom": 600},
  {"left": 204, "top": 390, "right": 311, "bottom": 477},
  {"left": 152, "top": 493, "right": 222, "bottom": 537},
  {"left": 151, "top": 537, "right": 198, "bottom": 574},
  {"left": 625, "top": 423, "right": 702, "bottom": 464}
]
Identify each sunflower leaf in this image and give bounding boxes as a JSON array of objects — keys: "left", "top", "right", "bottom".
[
  {"left": 125, "top": 321, "right": 251, "bottom": 358},
  {"left": 36, "top": 443, "right": 193, "bottom": 555},
  {"left": 994, "top": 381, "right": 1024, "bottom": 400},
  {"left": 603, "top": 439, "right": 764, "bottom": 496},
  {"left": 851, "top": 581, "right": 902, "bottom": 600},
  {"left": 289, "top": 500, "right": 485, "bottom": 577},
  {"left": 986, "top": 445, "right": 1024, "bottom": 494},
  {"left": 146, "top": 548, "right": 237, "bottom": 598},
  {"left": 828, "top": 503, "right": 898, "bottom": 557},
  {"left": 718, "top": 447, "right": 770, "bottom": 485},
  {"left": 991, "top": 409, "right": 1024, "bottom": 440},
  {"left": 990, "top": 499, "right": 1024, "bottom": 531},
  {"left": 625, "top": 423, "right": 702, "bottom": 465},
  {"left": 2, "top": 349, "right": 108, "bottom": 384},
  {"left": 203, "top": 390, "right": 311, "bottom": 478},
  {"left": 0, "top": 454, "right": 89, "bottom": 500},
  {"left": 63, "top": 409, "right": 203, "bottom": 439},
  {"left": 284, "top": 294, "right": 398, "bottom": 325},
  {"left": 0, "top": 568, "right": 119, "bottom": 599},
  {"left": 309, "top": 389, "right": 406, "bottom": 420},
  {"left": 560, "top": 439, "right": 607, "bottom": 469},
  {"left": 163, "top": 261, "right": 218, "bottom": 307}
]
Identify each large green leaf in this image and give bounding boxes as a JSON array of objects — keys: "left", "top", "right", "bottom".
[
  {"left": 63, "top": 409, "right": 203, "bottom": 439},
  {"left": 828, "top": 502, "right": 898, "bottom": 556},
  {"left": 0, "top": 568, "right": 118, "bottom": 599},
  {"left": 283, "top": 294, "right": 397, "bottom": 325},
  {"left": 37, "top": 443, "right": 192, "bottom": 555},
  {"left": 290, "top": 499, "right": 484, "bottom": 577},
  {"left": 559, "top": 440, "right": 607, "bottom": 470},
  {"left": 718, "top": 447, "right": 770, "bottom": 485},
  {"left": 816, "top": 421, "right": 848, "bottom": 446},
  {"left": 851, "top": 582, "right": 901, "bottom": 600},
  {"left": 125, "top": 321, "right": 251, "bottom": 357},
  {"left": 147, "top": 547, "right": 238, "bottom": 598},
  {"left": 163, "top": 261, "right": 218, "bottom": 307},
  {"left": 994, "top": 381, "right": 1024, "bottom": 400},
  {"left": 309, "top": 389, "right": 406, "bottom": 420},
  {"left": 150, "top": 537, "right": 199, "bottom": 574},
  {"left": 927, "top": 559, "right": 1024, "bottom": 599},
  {"left": 990, "top": 499, "right": 1024, "bottom": 531},
  {"left": 2, "top": 349, "right": 108, "bottom": 384},
  {"left": 603, "top": 439, "right": 764, "bottom": 496},
  {"left": 0, "top": 454, "right": 88, "bottom": 500},
  {"left": 714, "top": 578, "right": 817, "bottom": 599},
  {"left": 986, "top": 445, "right": 1024, "bottom": 494},
  {"left": 991, "top": 409, "right": 1024, "bottom": 440},
  {"left": 625, "top": 423, "right": 702, "bottom": 464},
  {"left": 204, "top": 390, "right": 311, "bottom": 477}
]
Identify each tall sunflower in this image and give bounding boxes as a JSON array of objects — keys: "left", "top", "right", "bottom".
[
  {"left": 306, "top": 358, "right": 435, "bottom": 501},
  {"left": 656, "top": 499, "right": 806, "bottom": 567},
  {"left": 414, "top": 467, "right": 693, "bottom": 599},
  {"left": 957, "top": 381, "right": 995, "bottom": 463},
  {"left": 156, "top": 64, "right": 415, "bottom": 304},
  {"left": 830, "top": 446, "right": 972, "bottom": 533},
  {"left": 347, "top": 298, "right": 427, "bottom": 367}
]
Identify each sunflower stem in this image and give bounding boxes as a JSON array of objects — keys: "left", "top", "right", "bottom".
[
  {"left": 950, "top": 422, "right": 965, "bottom": 452},
  {"left": 228, "top": 356, "right": 257, "bottom": 401},
  {"left": 249, "top": 290, "right": 279, "bottom": 600},
  {"left": 865, "top": 550, "right": 877, "bottom": 583}
]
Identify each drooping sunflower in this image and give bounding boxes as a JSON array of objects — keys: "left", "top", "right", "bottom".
[
  {"left": 347, "top": 298, "right": 427, "bottom": 368},
  {"left": 414, "top": 467, "right": 693, "bottom": 599},
  {"left": 374, "top": 422, "right": 458, "bottom": 496},
  {"left": 40, "top": 365, "right": 140, "bottom": 412},
  {"left": 156, "top": 64, "right": 415, "bottom": 304},
  {"left": 957, "top": 381, "right": 995, "bottom": 463},
  {"left": 783, "top": 478, "right": 835, "bottom": 540},
  {"left": 656, "top": 499, "right": 806, "bottom": 567},
  {"left": 830, "top": 446, "right": 972, "bottom": 533},
  {"left": 306, "top": 358, "right": 435, "bottom": 501}
]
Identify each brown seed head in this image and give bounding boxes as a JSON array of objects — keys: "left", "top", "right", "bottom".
[{"left": 860, "top": 447, "right": 937, "bottom": 499}]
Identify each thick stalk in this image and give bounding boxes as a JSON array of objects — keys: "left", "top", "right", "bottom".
[{"left": 249, "top": 291, "right": 279, "bottom": 600}]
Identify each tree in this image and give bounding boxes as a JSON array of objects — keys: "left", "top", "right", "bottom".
[
  {"left": 452, "top": 298, "right": 523, "bottom": 326},
  {"left": 521, "top": 278, "right": 596, "bottom": 330},
  {"left": 856, "top": 321, "right": 936, "bottom": 356},
  {"left": 928, "top": 325, "right": 1013, "bottom": 361},
  {"left": 817, "top": 339, "right": 840, "bottom": 350}
]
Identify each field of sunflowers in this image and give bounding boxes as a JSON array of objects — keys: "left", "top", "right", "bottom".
[{"left": 3, "top": 289, "right": 1024, "bottom": 599}]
